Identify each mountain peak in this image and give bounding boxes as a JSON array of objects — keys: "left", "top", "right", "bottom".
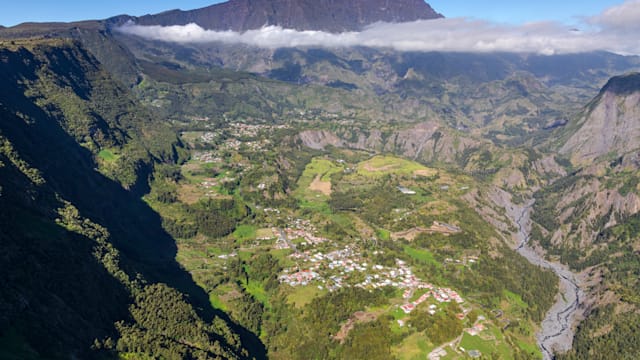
[
  {"left": 135, "top": 0, "right": 443, "bottom": 33},
  {"left": 560, "top": 72, "right": 640, "bottom": 163},
  {"left": 600, "top": 72, "right": 640, "bottom": 96}
]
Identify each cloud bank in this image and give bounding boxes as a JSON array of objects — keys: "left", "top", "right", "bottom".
[{"left": 117, "top": 0, "right": 640, "bottom": 55}]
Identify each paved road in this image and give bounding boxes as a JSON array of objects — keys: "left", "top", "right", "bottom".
[
  {"left": 277, "top": 228, "right": 297, "bottom": 252},
  {"left": 427, "top": 335, "right": 462, "bottom": 360}
]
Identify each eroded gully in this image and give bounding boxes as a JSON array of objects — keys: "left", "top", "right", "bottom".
[{"left": 510, "top": 199, "right": 585, "bottom": 360}]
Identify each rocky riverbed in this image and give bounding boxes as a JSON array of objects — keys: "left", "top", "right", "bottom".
[{"left": 511, "top": 199, "right": 586, "bottom": 360}]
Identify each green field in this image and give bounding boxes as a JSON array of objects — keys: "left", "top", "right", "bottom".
[
  {"left": 287, "top": 285, "right": 323, "bottom": 308},
  {"left": 394, "top": 332, "right": 432, "bottom": 360},
  {"left": 295, "top": 157, "right": 344, "bottom": 212},
  {"left": 405, "top": 246, "right": 440, "bottom": 267},
  {"left": 357, "top": 155, "right": 436, "bottom": 177},
  {"left": 459, "top": 330, "right": 512, "bottom": 359},
  {"left": 98, "top": 148, "right": 118, "bottom": 161},
  {"left": 504, "top": 289, "right": 528, "bottom": 309},
  {"left": 209, "top": 292, "right": 228, "bottom": 311},
  {"left": 296, "top": 157, "right": 343, "bottom": 190},
  {"left": 243, "top": 280, "right": 270, "bottom": 307},
  {"left": 233, "top": 224, "right": 257, "bottom": 242},
  {"left": 377, "top": 228, "right": 391, "bottom": 241}
]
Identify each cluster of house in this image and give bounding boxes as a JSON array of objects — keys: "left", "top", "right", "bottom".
[
  {"left": 204, "top": 123, "right": 281, "bottom": 150},
  {"left": 225, "top": 122, "right": 288, "bottom": 138},
  {"left": 282, "top": 222, "right": 329, "bottom": 246},
  {"left": 200, "top": 132, "right": 217, "bottom": 143},
  {"left": 192, "top": 151, "right": 222, "bottom": 164},
  {"left": 201, "top": 179, "right": 218, "bottom": 188},
  {"left": 399, "top": 283, "right": 464, "bottom": 314},
  {"left": 444, "top": 255, "right": 479, "bottom": 266},
  {"left": 278, "top": 269, "right": 319, "bottom": 286},
  {"left": 261, "top": 207, "right": 281, "bottom": 214},
  {"left": 465, "top": 322, "right": 486, "bottom": 336},
  {"left": 278, "top": 241, "right": 467, "bottom": 309},
  {"left": 271, "top": 218, "right": 471, "bottom": 319},
  {"left": 273, "top": 218, "right": 329, "bottom": 250}
]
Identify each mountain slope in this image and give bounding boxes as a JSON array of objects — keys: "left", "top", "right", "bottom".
[
  {"left": 528, "top": 73, "right": 640, "bottom": 360},
  {"left": 134, "top": 0, "right": 443, "bottom": 32},
  {"left": 560, "top": 72, "right": 640, "bottom": 163},
  {"left": 0, "top": 38, "right": 262, "bottom": 359}
]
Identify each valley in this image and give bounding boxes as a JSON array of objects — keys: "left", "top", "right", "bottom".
[
  {"left": 509, "top": 199, "right": 586, "bottom": 359},
  {"left": 160, "top": 133, "right": 556, "bottom": 359},
  {"left": 1, "top": 1, "right": 640, "bottom": 359}
]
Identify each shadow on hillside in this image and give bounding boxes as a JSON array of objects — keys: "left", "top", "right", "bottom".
[{"left": 0, "top": 51, "right": 266, "bottom": 359}]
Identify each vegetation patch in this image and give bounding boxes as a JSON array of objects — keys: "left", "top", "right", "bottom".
[
  {"left": 357, "top": 155, "right": 433, "bottom": 177},
  {"left": 404, "top": 246, "right": 440, "bottom": 267},
  {"left": 393, "top": 332, "right": 431, "bottom": 360},
  {"left": 233, "top": 224, "right": 257, "bottom": 243},
  {"left": 309, "top": 174, "right": 332, "bottom": 195},
  {"left": 98, "top": 148, "right": 118, "bottom": 162},
  {"left": 287, "top": 286, "right": 324, "bottom": 308}
]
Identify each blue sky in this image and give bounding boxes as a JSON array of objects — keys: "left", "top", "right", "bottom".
[
  {"left": 0, "top": 0, "right": 627, "bottom": 27},
  {"left": 0, "top": 1, "right": 221, "bottom": 26},
  {"left": 428, "top": 0, "right": 623, "bottom": 25}
]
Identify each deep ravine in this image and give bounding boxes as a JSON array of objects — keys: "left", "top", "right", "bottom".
[{"left": 511, "top": 199, "right": 585, "bottom": 360}]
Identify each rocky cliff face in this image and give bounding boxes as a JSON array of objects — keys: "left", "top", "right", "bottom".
[
  {"left": 135, "top": 0, "right": 443, "bottom": 32},
  {"left": 298, "top": 121, "right": 481, "bottom": 165},
  {"left": 561, "top": 73, "right": 640, "bottom": 164}
]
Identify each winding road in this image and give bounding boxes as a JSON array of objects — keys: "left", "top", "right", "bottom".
[{"left": 511, "top": 200, "right": 585, "bottom": 360}]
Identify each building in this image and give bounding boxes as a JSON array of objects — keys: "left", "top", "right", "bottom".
[{"left": 397, "top": 186, "right": 416, "bottom": 195}]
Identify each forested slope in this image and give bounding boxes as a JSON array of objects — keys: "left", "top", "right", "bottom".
[{"left": 0, "top": 38, "right": 264, "bottom": 359}]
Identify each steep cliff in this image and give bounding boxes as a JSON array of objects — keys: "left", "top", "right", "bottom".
[
  {"left": 135, "top": 0, "right": 443, "bottom": 32},
  {"left": 560, "top": 73, "right": 640, "bottom": 164},
  {"left": 0, "top": 38, "right": 261, "bottom": 359}
]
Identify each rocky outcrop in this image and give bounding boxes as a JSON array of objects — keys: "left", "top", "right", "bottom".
[
  {"left": 135, "top": 0, "right": 443, "bottom": 33},
  {"left": 299, "top": 130, "right": 346, "bottom": 150},
  {"left": 298, "top": 121, "right": 481, "bottom": 164},
  {"left": 548, "top": 176, "right": 640, "bottom": 248},
  {"left": 561, "top": 73, "right": 640, "bottom": 164},
  {"left": 532, "top": 156, "right": 567, "bottom": 178}
]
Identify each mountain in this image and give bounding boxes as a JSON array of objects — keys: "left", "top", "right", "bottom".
[
  {"left": 4, "top": 2, "right": 640, "bottom": 359},
  {"left": 560, "top": 72, "right": 640, "bottom": 163},
  {"left": 0, "top": 38, "right": 262, "bottom": 359},
  {"left": 525, "top": 73, "right": 640, "bottom": 360},
  {"left": 133, "top": 0, "right": 443, "bottom": 32}
]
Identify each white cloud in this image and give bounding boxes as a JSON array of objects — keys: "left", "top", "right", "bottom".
[
  {"left": 589, "top": 0, "right": 640, "bottom": 31},
  {"left": 116, "top": 0, "right": 640, "bottom": 55}
]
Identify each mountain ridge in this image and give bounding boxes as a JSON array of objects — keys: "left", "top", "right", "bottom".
[
  {"left": 560, "top": 72, "right": 640, "bottom": 163},
  {"left": 0, "top": 38, "right": 262, "bottom": 359},
  {"left": 133, "top": 0, "right": 443, "bottom": 33}
]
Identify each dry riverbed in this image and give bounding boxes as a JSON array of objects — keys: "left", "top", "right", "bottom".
[{"left": 508, "top": 199, "right": 587, "bottom": 360}]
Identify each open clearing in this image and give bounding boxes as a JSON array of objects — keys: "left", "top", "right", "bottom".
[
  {"left": 178, "top": 183, "right": 207, "bottom": 204},
  {"left": 334, "top": 311, "right": 378, "bottom": 342},
  {"left": 98, "top": 148, "right": 119, "bottom": 162},
  {"left": 413, "top": 168, "right": 437, "bottom": 177},
  {"left": 391, "top": 222, "right": 462, "bottom": 240},
  {"left": 296, "top": 158, "right": 343, "bottom": 204},
  {"left": 358, "top": 155, "right": 434, "bottom": 177},
  {"left": 309, "top": 174, "right": 332, "bottom": 195}
]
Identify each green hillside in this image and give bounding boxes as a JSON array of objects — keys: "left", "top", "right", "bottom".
[{"left": 0, "top": 39, "right": 262, "bottom": 359}]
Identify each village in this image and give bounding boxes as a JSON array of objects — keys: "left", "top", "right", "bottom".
[
  {"left": 272, "top": 216, "right": 492, "bottom": 359},
  {"left": 273, "top": 216, "right": 471, "bottom": 318},
  {"left": 180, "top": 145, "right": 503, "bottom": 359}
]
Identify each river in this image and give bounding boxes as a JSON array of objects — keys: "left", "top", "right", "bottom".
[{"left": 510, "top": 199, "right": 585, "bottom": 360}]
